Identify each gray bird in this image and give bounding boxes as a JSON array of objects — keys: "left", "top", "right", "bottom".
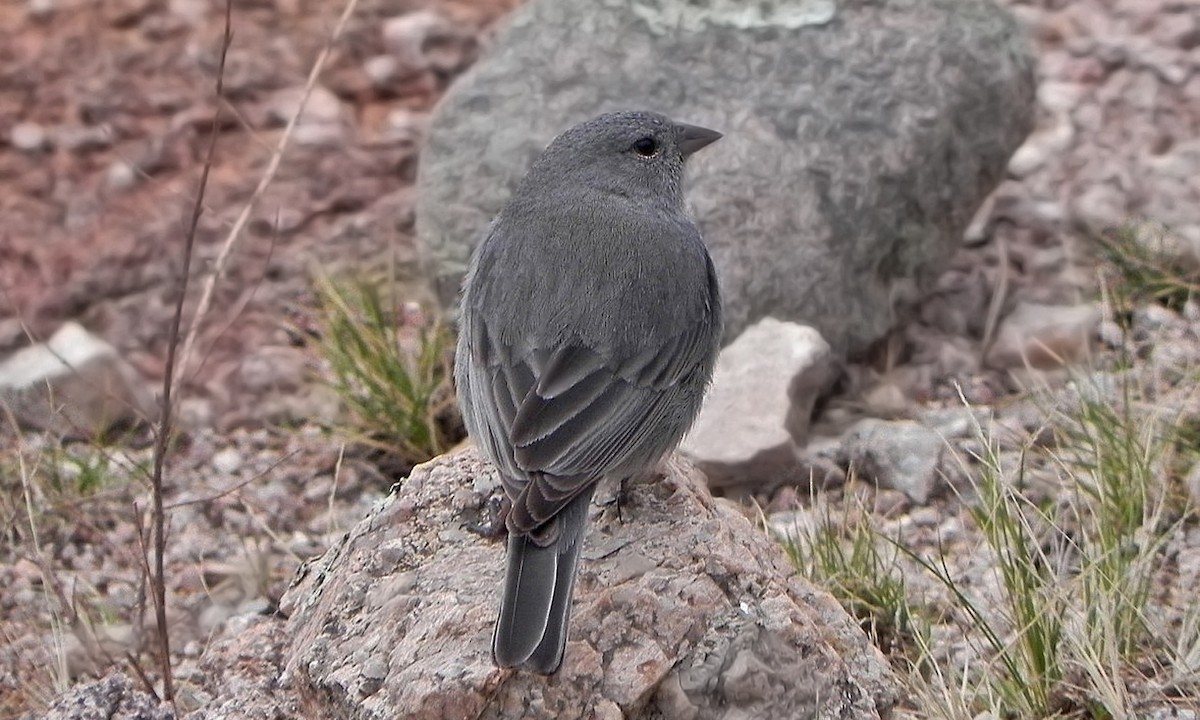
[{"left": 455, "top": 110, "right": 723, "bottom": 674}]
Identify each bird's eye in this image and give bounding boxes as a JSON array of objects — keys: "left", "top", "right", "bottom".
[{"left": 632, "top": 137, "right": 658, "bottom": 157}]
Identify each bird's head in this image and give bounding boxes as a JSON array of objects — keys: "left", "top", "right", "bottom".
[{"left": 526, "top": 110, "right": 722, "bottom": 210}]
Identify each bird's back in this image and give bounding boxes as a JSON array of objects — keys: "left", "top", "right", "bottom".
[{"left": 465, "top": 186, "right": 720, "bottom": 374}]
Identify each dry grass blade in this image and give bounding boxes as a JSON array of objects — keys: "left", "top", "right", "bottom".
[
  {"left": 173, "top": 0, "right": 364, "bottom": 396},
  {"left": 1095, "top": 220, "right": 1200, "bottom": 311}
]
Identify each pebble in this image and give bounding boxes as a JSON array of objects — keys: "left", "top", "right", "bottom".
[
  {"left": 985, "top": 301, "right": 1102, "bottom": 370},
  {"left": 385, "top": 109, "right": 428, "bottom": 144},
  {"left": 382, "top": 10, "right": 450, "bottom": 70},
  {"left": 56, "top": 124, "right": 114, "bottom": 152},
  {"left": 1145, "top": 708, "right": 1198, "bottom": 720},
  {"left": 12, "top": 558, "right": 42, "bottom": 583},
  {"left": 840, "top": 418, "right": 950, "bottom": 504},
  {"left": 908, "top": 506, "right": 941, "bottom": 528},
  {"left": 27, "top": 0, "right": 56, "bottom": 18},
  {"left": 10, "top": 122, "right": 48, "bottom": 152},
  {"left": 168, "top": 0, "right": 207, "bottom": 23},
  {"left": 1072, "top": 183, "right": 1128, "bottom": 232},
  {"left": 270, "top": 86, "right": 344, "bottom": 124},
  {"left": 361, "top": 655, "right": 390, "bottom": 681},
  {"left": 768, "top": 509, "right": 819, "bottom": 545},
  {"left": 1007, "top": 120, "right": 1075, "bottom": 178},
  {"left": 1154, "top": 12, "right": 1200, "bottom": 50},
  {"left": 363, "top": 55, "right": 398, "bottom": 87},
  {"left": 1037, "top": 80, "right": 1088, "bottom": 115},
  {"left": 268, "top": 85, "right": 347, "bottom": 146},
  {"left": 106, "top": 160, "right": 139, "bottom": 190},
  {"left": 212, "top": 447, "right": 244, "bottom": 475}
]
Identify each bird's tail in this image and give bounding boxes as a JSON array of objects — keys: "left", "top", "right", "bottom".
[{"left": 492, "top": 488, "right": 594, "bottom": 674}]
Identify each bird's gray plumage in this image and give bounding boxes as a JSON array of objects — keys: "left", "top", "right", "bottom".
[{"left": 455, "top": 110, "right": 722, "bottom": 674}]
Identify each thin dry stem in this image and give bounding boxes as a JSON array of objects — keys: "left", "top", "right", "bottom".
[
  {"left": 979, "top": 232, "right": 1010, "bottom": 359},
  {"left": 146, "top": 0, "right": 233, "bottom": 702},
  {"left": 327, "top": 443, "right": 346, "bottom": 536}
]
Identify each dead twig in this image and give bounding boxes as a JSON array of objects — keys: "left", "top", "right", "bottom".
[
  {"left": 163, "top": 448, "right": 300, "bottom": 510},
  {"left": 146, "top": 0, "right": 233, "bottom": 703}
]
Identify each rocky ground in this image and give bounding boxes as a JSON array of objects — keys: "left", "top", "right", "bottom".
[{"left": 1, "top": 0, "right": 1199, "bottom": 717}]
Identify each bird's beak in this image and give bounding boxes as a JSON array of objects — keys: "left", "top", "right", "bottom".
[{"left": 676, "top": 123, "right": 723, "bottom": 158}]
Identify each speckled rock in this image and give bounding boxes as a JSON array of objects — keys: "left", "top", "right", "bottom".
[
  {"left": 183, "top": 450, "right": 898, "bottom": 719},
  {"left": 30, "top": 674, "right": 173, "bottom": 720}
]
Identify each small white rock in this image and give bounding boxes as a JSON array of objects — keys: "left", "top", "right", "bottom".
[
  {"left": 1071, "top": 183, "right": 1127, "bottom": 234},
  {"left": 0, "top": 322, "right": 157, "bottom": 438},
  {"left": 363, "top": 55, "right": 399, "bottom": 87},
  {"left": 682, "top": 319, "right": 836, "bottom": 490},
  {"left": 212, "top": 447, "right": 244, "bottom": 475},
  {"left": 10, "top": 121, "right": 48, "bottom": 152},
  {"left": 27, "top": 0, "right": 55, "bottom": 18},
  {"left": 1037, "top": 80, "right": 1087, "bottom": 115},
  {"left": 382, "top": 9, "right": 451, "bottom": 70},
  {"left": 168, "top": 0, "right": 207, "bottom": 23},
  {"left": 267, "top": 85, "right": 348, "bottom": 147},
  {"left": 963, "top": 193, "right": 995, "bottom": 244},
  {"left": 767, "top": 508, "right": 819, "bottom": 546},
  {"left": 269, "top": 85, "right": 344, "bottom": 125},
  {"left": 384, "top": 108, "right": 428, "bottom": 144},
  {"left": 106, "top": 160, "right": 139, "bottom": 190},
  {"left": 1007, "top": 119, "right": 1074, "bottom": 178}
]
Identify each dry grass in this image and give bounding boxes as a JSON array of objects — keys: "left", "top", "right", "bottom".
[
  {"left": 0, "top": 0, "right": 369, "bottom": 713},
  {"left": 784, "top": 223, "right": 1200, "bottom": 718}
]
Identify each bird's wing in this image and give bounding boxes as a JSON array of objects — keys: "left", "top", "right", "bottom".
[{"left": 465, "top": 307, "right": 714, "bottom": 534}]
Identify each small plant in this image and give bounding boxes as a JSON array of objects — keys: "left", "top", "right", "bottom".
[
  {"left": 898, "top": 437, "right": 1068, "bottom": 717},
  {"left": 1095, "top": 220, "right": 1199, "bottom": 312},
  {"left": 779, "top": 491, "right": 924, "bottom": 663},
  {"left": 1052, "top": 373, "right": 1167, "bottom": 661},
  {"left": 313, "top": 271, "right": 459, "bottom": 475},
  {"left": 46, "top": 444, "right": 122, "bottom": 496},
  {"left": 902, "top": 376, "right": 1184, "bottom": 719}
]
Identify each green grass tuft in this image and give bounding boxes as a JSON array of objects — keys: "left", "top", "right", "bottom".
[
  {"left": 779, "top": 492, "right": 925, "bottom": 664},
  {"left": 312, "top": 271, "right": 459, "bottom": 476},
  {"left": 1095, "top": 220, "right": 1199, "bottom": 312}
]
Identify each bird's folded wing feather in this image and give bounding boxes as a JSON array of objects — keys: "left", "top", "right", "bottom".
[{"left": 467, "top": 311, "right": 711, "bottom": 533}]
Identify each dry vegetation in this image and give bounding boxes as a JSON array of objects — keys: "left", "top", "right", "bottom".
[{"left": 784, "top": 237, "right": 1200, "bottom": 718}]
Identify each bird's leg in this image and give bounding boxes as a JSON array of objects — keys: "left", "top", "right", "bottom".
[
  {"left": 598, "top": 476, "right": 631, "bottom": 524},
  {"left": 466, "top": 493, "right": 511, "bottom": 540}
]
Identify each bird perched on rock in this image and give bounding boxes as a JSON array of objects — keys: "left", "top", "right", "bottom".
[{"left": 455, "top": 110, "right": 723, "bottom": 674}]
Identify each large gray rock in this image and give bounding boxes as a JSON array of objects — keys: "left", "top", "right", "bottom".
[
  {"left": 129, "top": 450, "right": 897, "bottom": 719},
  {"left": 273, "top": 450, "right": 896, "bottom": 719},
  {"left": 416, "top": 0, "right": 1036, "bottom": 358}
]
